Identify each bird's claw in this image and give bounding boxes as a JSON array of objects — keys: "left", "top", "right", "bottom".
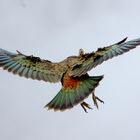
[
  {"left": 81, "top": 101, "right": 92, "bottom": 113},
  {"left": 81, "top": 93, "right": 104, "bottom": 113},
  {"left": 92, "top": 93, "right": 104, "bottom": 109}
]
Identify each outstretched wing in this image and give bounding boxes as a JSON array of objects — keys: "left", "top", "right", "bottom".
[
  {"left": 0, "top": 49, "right": 66, "bottom": 83},
  {"left": 71, "top": 38, "right": 140, "bottom": 77}
]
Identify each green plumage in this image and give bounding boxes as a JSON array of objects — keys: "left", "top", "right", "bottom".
[
  {"left": 46, "top": 76, "right": 103, "bottom": 111},
  {"left": 0, "top": 37, "right": 140, "bottom": 112}
]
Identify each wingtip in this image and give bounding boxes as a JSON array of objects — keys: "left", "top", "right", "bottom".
[
  {"left": 116, "top": 37, "right": 128, "bottom": 45},
  {"left": 16, "top": 50, "right": 22, "bottom": 54}
]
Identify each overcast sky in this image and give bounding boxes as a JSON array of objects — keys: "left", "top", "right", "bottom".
[{"left": 0, "top": 0, "right": 140, "bottom": 140}]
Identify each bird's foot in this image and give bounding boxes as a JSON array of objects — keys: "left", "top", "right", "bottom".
[
  {"left": 92, "top": 93, "right": 104, "bottom": 109},
  {"left": 81, "top": 101, "right": 92, "bottom": 113}
]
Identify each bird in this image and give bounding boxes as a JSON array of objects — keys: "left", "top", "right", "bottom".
[{"left": 0, "top": 37, "right": 140, "bottom": 112}]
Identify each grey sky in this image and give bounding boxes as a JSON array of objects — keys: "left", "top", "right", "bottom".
[{"left": 0, "top": 0, "right": 140, "bottom": 140}]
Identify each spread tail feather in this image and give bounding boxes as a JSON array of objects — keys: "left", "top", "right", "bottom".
[{"left": 45, "top": 75, "right": 103, "bottom": 111}]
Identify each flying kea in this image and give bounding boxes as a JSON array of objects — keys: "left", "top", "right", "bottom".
[{"left": 0, "top": 37, "right": 140, "bottom": 112}]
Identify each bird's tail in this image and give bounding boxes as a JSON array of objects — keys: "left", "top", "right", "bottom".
[{"left": 45, "top": 74, "right": 103, "bottom": 111}]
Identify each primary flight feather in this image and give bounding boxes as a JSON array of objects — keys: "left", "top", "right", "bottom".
[{"left": 0, "top": 37, "right": 140, "bottom": 112}]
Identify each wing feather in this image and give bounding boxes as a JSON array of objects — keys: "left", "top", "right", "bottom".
[
  {"left": 72, "top": 38, "right": 140, "bottom": 77},
  {"left": 0, "top": 49, "right": 66, "bottom": 83}
]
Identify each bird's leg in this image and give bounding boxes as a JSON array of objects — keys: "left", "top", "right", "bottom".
[
  {"left": 81, "top": 101, "right": 92, "bottom": 113},
  {"left": 92, "top": 92, "right": 104, "bottom": 109}
]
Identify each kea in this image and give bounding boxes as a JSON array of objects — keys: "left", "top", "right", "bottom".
[{"left": 0, "top": 37, "right": 140, "bottom": 112}]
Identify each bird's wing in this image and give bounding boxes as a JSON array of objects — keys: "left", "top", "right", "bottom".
[
  {"left": 71, "top": 37, "right": 140, "bottom": 77},
  {"left": 0, "top": 49, "right": 66, "bottom": 83}
]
